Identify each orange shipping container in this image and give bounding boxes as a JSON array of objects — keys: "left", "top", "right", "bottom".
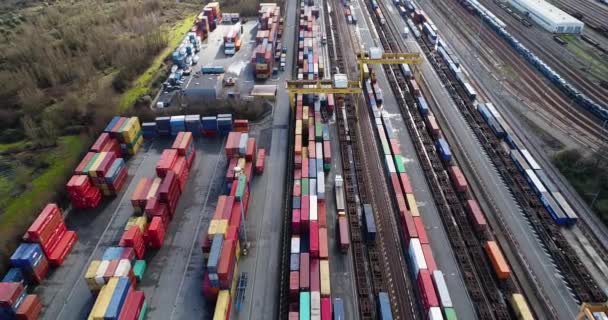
[
  {"left": 484, "top": 241, "right": 510, "bottom": 280},
  {"left": 319, "top": 227, "right": 328, "bottom": 259}
]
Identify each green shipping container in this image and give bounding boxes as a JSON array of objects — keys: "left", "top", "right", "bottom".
[
  {"left": 324, "top": 163, "right": 331, "bottom": 172},
  {"left": 138, "top": 300, "right": 148, "bottom": 320},
  {"left": 443, "top": 307, "right": 457, "bottom": 320},
  {"left": 236, "top": 175, "right": 247, "bottom": 200},
  {"left": 300, "top": 292, "right": 310, "bottom": 320},
  {"left": 83, "top": 153, "right": 100, "bottom": 174},
  {"left": 315, "top": 124, "right": 323, "bottom": 142},
  {"left": 133, "top": 260, "right": 147, "bottom": 282},
  {"left": 394, "top": 155, "right": 406, "bottom": 173},
  {"left": 302, "top": 178, "right": 309, "bottom": 196}
]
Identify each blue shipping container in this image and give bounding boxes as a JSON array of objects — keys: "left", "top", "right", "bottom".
[
  {"left": 290, "top": 253, "right": 300, "bottom": 271},
  {"left": 333, "top": 298, "right": 345, "bottom": 320},
  {"left": 378, "top": 292, "right": 393, "bottom": 320},
  {"left": 2, "top": 268, "right": 25, "bottom": 288},
  {"left": 207, "top": 234, "right": 224, "bottom": 273},
  {"left": 436, "top": 138, "right": 452, "bottom": 162},
  {"left": 363, "top": 204, "right": 377, "bottom": 243},
  {"left": 104, "top": 116, "right": 121, "bottom": 133},
  {"left": 105, "top": 276, "right": 131, "bottom": 319},
  {"left": 102, "top": 247, "right": 124, "bottom": 261},
  {"left": 141, "top": 122, "right": 157, "bottom": 139}
]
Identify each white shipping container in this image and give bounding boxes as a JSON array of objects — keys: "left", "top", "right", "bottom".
[
  {"left": 311, "top": 291, "right": 321, "bottom": 317},
  {"left": 525, "top": 169, "right": 547, "bottom": 194},
  {"left": 310, "top": 178, "right": 317, "bottom": 196},
  {"left": 368, "top": 47, "right": 383, "bottom": 59},
  {"left": 432, "top": 270, "right": 453, "bottom": 308},
  {"left": 317, "top": 174, "right": 325, "bottom": 200},
  {"left": 114, "top": 259, "right": 132, "bottom": 277},
  {"left": 428, "top": 307, "right": 444, "bottom": 320},
  {"left": 291, "top": 237, "right": 301, "bottom": 254},
  {"left": 385, "top": 155, "right": 396, "bottom": 173},
  {"left": 239, "top": 133, "right": 249, "bottom": 155},
  {"left": 408, "top": 238, "right": 427, "bottom": 277},
  {"left": 95, "top": 260, "right": 110, "bottom": 285},
  {"left": 316, "top": 142, "right": 323, "bottom": 160},
  {"left": 485, "top": 103, "right": 502, "bottom": 120},
  {"left": 310, "top": 195, "right": 318, "bottom": 220},
  {"left": 520, "top": 149, "right": 541, "bottom": 170}
]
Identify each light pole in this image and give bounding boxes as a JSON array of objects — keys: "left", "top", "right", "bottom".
[{"left": 234, "top": 167, "right": 249, "bottom": 255}]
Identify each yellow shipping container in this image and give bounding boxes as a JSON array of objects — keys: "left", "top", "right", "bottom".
[
  {"left": 295, "top": 120, "right": 302, "bottom": 135},
  {"left": 237, "top": 158, "right": 246, "bottom": 171},
  {"left": 302, "top": 147, "right": 308, "bottom": 159},
  {"left": 130, "top": 117, "right": 141, "bottom": 131},
  {"left": 125, "top": 217, "right": 147, "bottom": 233},
  {"left": 85, "top": 260, "right": 102, "bottom": 292},
  {"left": 213, "top": 290, "right": 231, "bottom": 320},
  {"left": 121, "top": 118, "right": 140, "bottom": 143},
  {"left": 510, "top": 294, "right": 534, "bottom": 320},
  {"left": 302, "top": 107, "right": 309, "bottom": 123},
  {"left": 88, "top": 277, "right": 118, "bottom": 320},
  {"left": 147, "top": 177, "right": 162, "bottom": 199},
  {"left": 128, "top": 135, "right": 143, "bottom": 155},
  {"left": 88, "top": 152, "right": 107, "bottom": 178},
  {"left": 256, "top": 63, "right": 269, "bottom": 71},
  {"left": 320, "top": 260, "right": 331, "bottom": 297},
  {"left": 208, "top": 219, "right": 228, "bottom": 237},
  {"left": 406, "top": 194, "right": 420, "bottom": 217}
]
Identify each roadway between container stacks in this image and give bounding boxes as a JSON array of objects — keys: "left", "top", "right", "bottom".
[
  {"left": 349, "top": 0, "right": 477, "bottom": 318},
  {"left": 382, "top": 1, "right": 580, "bottom": 317}
]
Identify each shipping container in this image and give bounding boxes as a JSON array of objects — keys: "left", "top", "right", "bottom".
[
  {"left": 405, "top": 194, "right": 420, "bottom": 217},
  {"left": 320, "top": 260, "right": 331, "bottom": 297},
  {"left": 435, "top": 139, "right": 452, "bottom": 163},
  {"left": 417, "top": 269, "right": 439, "bottom": 311},
  {"left": 431, "top": 270, "right": 453, "bottom": 308},
  {"left": 300, "top": 292, "right": 311, "bottom": 320},
  {"left": 465, "top": 200, "right": 487, "bottom": 234},
  {"left": 337, "top": 216, "right": 350, "bottom": 253},
  {"left": 428, "top": 307, "right": 444, "bottom": 320},
  {"left": 300, "top": 253, "right": 310, "bottom": 290},
  {"left": 447, "top": 166, "right": 467, "bottom": 193},
  {"left": 408, "top": 238, "right": 427, "bottom": 277},
  {"left": 484, "top": 241, "right": 510, "bottom": 280},
  {"left": 377, "top": 292, "right": 393, "bottom": 320},
  {"left": 510, "top": 293, "right": 533, "bottom": 320},
  {"left": 363, "top": 204, "right": 377, "bottom": 243}
]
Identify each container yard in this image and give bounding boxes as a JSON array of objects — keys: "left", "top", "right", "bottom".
[{"left": 3, "top": 0, "right": 608, "bottom": 318}]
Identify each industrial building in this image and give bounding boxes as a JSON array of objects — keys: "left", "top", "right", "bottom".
[{"left": 509, "top": 0, "right": 584, "bottom": 34}]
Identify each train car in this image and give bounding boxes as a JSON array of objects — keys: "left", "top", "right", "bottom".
[
  {"left": 416, "top": 95, "right": 429, "bottom": 116},
  {"left": 541, "top": 191, "right": 570, "bottom": 225},
  {"left": 408, "top": 238, "right": 427, "bottom": 278},
  {"left": 333, "top": 298, "right": 345, "bottom": 320},
  {"left": 377, "top": 292, "right": 393, "bottom": 320},
  {"left": 510, "top": 294, "right": 533, "bottom": 320},
  {"left": 424, "top": 114, "right": 441, "bottom": 139},
  {"left": 448, "top": 165, "right": 468, "bottom": 193},
  {"left": 363, "top": 204, "right": 377, "bottom": 243},
  {"left": 362, "top": 63, "right": 370, "bottom": 79},
  {"left": 519, "top": 149, "right": 541, "bottom": 170},
  {"left": 373, "top": 83, "right": 384, "bottom": 104},
  {"left": 400, "top": 63, "right": 412, "bottom": 78},
  {"left": 534, "top": 169, "right": 556, "bottom": 192},
  {"left": 417, "top": 269, "right": 439, "bottom": 311},
  {"left": 432, "top": 270, "right": 453, "bottom": 308},
  {"left": 525, "top": 169, "right": 546, "bottom": 196},
  {"left": 337, "top": 216, "right": 350, "bottom": 252},
  {"left": 484, "top": 241, "right": 510, "bottom": 280},
  {"left": 409, "top": 79, "right": 420, "bottom": 96},
  {"left": 552, "top": 192, "right": 578, "bottom": 225},
  {"left": 510, "top": 149, "right": 531, "bottom": 173},
  {"left": 399, "top": 5, "right": 407, "bottom": 17},
  {"left": 463, "top": 82, "right": 477, "bottom": 101},
  {"left": 435, "top": 138, "right": 452, "bottom": 163},
  {"left": 465, "top": 199, "right": 487, "bottom": 234}
]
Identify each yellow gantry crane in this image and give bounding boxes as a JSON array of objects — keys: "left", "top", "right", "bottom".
[
  {"left": 356, "top": 50, "right": 422, "bottom": 82},
  {"left": 576, "top": 303, "right": 608, "bottom": 320}
]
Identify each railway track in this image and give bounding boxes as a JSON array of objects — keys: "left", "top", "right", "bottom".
[
  {"left": 326, "top": 0, "right": 421, "bottom": 318},
  {"left": 403, "top": 3, "right": 608, "bottom": 306},
  {"left": 427, "top": 0, "right": 606, "bottom": 151}
]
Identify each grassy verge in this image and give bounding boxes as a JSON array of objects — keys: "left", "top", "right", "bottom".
[
  {"left": 0, "top": 141, "right": 27, "bottom": 153},
  {"left": 0, "top": 135, "right": 87, "bottom": 270},
  {"left": 119, "top": 14, "right": 198, "bottom": 111},
  {"left": 553, "top": 149, "right": 608, "bottom": 224}
]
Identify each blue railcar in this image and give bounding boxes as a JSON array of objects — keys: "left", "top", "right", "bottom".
[
  {"left": 552, "top": 191, "right": 578, "bottom": 225},
  {"left": 378, "top": 292, "right": 393, "bottom": 320},
  {"left": 487, "top": 117, "right": 506, "bottom": 138},
  {"left": 400, "top": 63, "right": 412, "bottom": 78},
  {"left": 155, "top": 116, "right": 171, "bottom": 136},
  {"left": 201, "top": 65, "right": 225, "bottom": 74},
  {"left": 363, "top": 204, "right": 377, "bottom": 243},
  {"left": 141, "top": 122, "right": 157, "bottom": 139},
  {"left": 541, "top": 191, "right": 570, "bottom": 226},
  {"left": 436, "top": 138, "right": 452, "bottom": 162},
  {"left": 416, "top": 95, "right": 429, "bottom": 116},
  {"left": 333, "top": 298, "right": 345, "bottom": 320},
  {"left": 510, "top": 149, "right": 530, "bottom": 173}
]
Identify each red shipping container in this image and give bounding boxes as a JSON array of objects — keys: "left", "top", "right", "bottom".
[
  {"left": 226, "top": 158, "right": 238, "bottom": 182},
  {"left": 75, "top": 152, "right": 96, "bottom": 175},
  {"left": 294, "top": 169, "right": 302, "bottom": 181},
  {"left": 289, "top": 271, "right": 299, "bottom": 301},
  {"left": 158, "top": 171, "right": 181, "bottom": 216},
  {"left": 308, "top": 140, "right": 315, "bottom": 158},
  {"left": 104, "top": 260, "right": 119, "bottom": 281},
  {"left": 399, "top": 173, "right": 413, "bottom": 194},
  {"left": 144, "top": 197, "right": 170, "bottom": 227},
  {"left": 171, "top": 132, "right": 193, "bottom": 155},
  {"left": 120, "top": 226, "right": 145, "bottom": 259},
  {"left": 101, "top": 138, "right": 122, "bottom": 159},
  {"left": 301, "top": 156, "right": 309, "bottom": 178},
  {"left": 118, "top": 290, "right": 145, "bottom": 320},
  {"left": 120, "top": 247, "right": 136, "bottom": 263},
  {"left": 217, "top": 240, "right": 236, "bottom": 281},
  {"left": 172, "top": 156, "right": 189, "bottom": 191},
  {"left": 213, "top": 196, "right": 227, "bottom": 220},
  {"left": 229, "top": 202, "right": 242, "bottom": 229},
  {"left": 310, "top": 258, "right": 320, "bottom": 292},
  {"left": 413, "top": 217, "right": 428, "bottom": 245},
  {"left": 319, "top": 228, "right": 328, "bottom": 259},
  {"left": 15, "top": 294, "right": 42, "bottom": 320},
  {"left": 292, "top": 209, "right": 301, "bottom": 235},
  {"left": 245, "top": 138, "right": 256, "bottom": 161},
  {"left": 301, "top": 196, "right": 310, "bottom": 231},
  {"left": 295, "top": 154, "right": 302, "bottom": 169},
  {"left": 396, "top": 193, "right": 408, "bottom": 217},
  {"left": 318, "top": 202, "right": 326, "bottom": 227},
  {"left": 321, "top": 297, "right": 332, "bottom": 320},
  {"left": 94, "top": 152, "right": 117, "bottom": 178},
  {"left": 226, "top": 225, "right": 238, "bottom": 242},
  {"left": 421, "top": 244, "right": 437, "bottom": 272},
  {"left": 309, "top": 221, "right": 319, "bottom": 258},
  {"left": 146, "top": 217, "right": 165, "bottom": 249},
  {"left": 448, "top": 166, "right": 468, "bottom": 193},
  {"left": 402, "top": 211, "right": 418, "bottom": 244},
  {"left": 255, "top": 149, "right": 265, "bottom": 174},
  {"left": 155, "top": 149, "right": 178, "bottom": 177},
  {"left": 322, "top": 141, "right": 331, "bottom": 163},
  {"left": 223, "top": 196, "right": 236, "bottom": 220},
  {"left": 293, "top": 180, "right": 301, "bottom": 197},
  {"left": 417, "top": 269, "right": 439, "bottom": 310},
  {"left": 389, "top": 139, "right": 401, "bottom": 155},
  {"left": 131, "top": 178, "right": 153, "bottom": 211},
  {"left": 299, "top": 253, "right": 310, "bottom": 290},
  {"left": 466, "top": 200, "right": 488, "bottom": 234},
  {"left": 48, "top": 230, "right": 77, "bottom": 267},
  {"left": 338, "top": 216, "right": 350, "bottom": 252}
]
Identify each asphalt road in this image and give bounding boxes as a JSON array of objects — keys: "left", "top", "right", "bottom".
[
  {"left": 385, "top": 1, "right": 581, "bottom": 318},
  {"left": 348, "top": 0, "right": 478, "bottom": 319}
]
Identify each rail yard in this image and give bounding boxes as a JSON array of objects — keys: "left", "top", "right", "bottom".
[{"left": 1, "top": 0, "right": 607, "bottom": 319}]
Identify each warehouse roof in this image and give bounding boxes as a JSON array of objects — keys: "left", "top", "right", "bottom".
[{"left": 511, "top": 0, "right": 583, "bottom": 25}]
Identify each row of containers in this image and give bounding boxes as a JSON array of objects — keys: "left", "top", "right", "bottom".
[
  {"left": 296, "top": 3, "right": 325, "bottom": 81},
  {"left": 200, "top": 129, "right": 265, "bottom": 320},
  {"left": 0, "top": 204, "right": 77, "bottom": 320},
  {"left": 361, "top": 74, "right": 457, "bottom": 320},
  {"left": 193, "top": 2, "right": 221, "bottom": 41},
  {"left": 70, "top": 117, "right": 143, "bottom": 209},
  {"left": 143, "top": 114, "right": 247, "bottom": 138},
  {"left": 82, "top": 131, "right": 197, "bottom": 319},
  {"left": 288, "top": 3, "right": 338, "bottom": 319},
  {"left": 252, "top": 3, "right": 283, "bottom": 79}
]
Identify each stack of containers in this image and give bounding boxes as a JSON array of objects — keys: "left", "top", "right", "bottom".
[
  {"left": 171, "top": 132, "right": 196, "bottom": 169},
  {"left": 363, "top": 74, "right": 457, "bottom": 319},
  {"left": 0, "top": 282, "right": 27, "bottom": 319},
  {"left": 2, "top": 269, "right": 26, "bottom": 289},
  {"left": 142, "top": 122, "right": 157, "bottom": 139},
  {"left": 203, "top": 2, "right": 221, "bottom": 31},
  {"left": 23, "top": 203, "right": 77, "bottom": 267},
  {"left": 202, "top": 116, "right": 218, "bottom": 136},
  {"left": 295, "top": 4, "right": 324, "bottom": 81},
  {"left": 255, "top": 149, "right": 265, "bottom": 174},
  {"left": 104, "top": 116, "right": 143, "bottom": 156},
  {"left": 170, "top": 115, "right": 186, "bottom": 135},
  {"left": 155, "top": 116, "right": 171, "bottom": 136},
  {"left": 84, "top": 249, "right": 141, "bottom": 293},
  {"left": 119, "top": 226, "right": 146, "bottom": 260},
  {"left": 185, "top": 115, "right": 202, "bottom": 136},
  {"left": 233, "top": 119, "right": 249, "bottom": 133},
  {"left": 90, "top": 133, "right": 122, "bottom": 157},
  {"left": 201, "top": 130, "right": 257, "bottom": 319},
  {"left": 87, "top": 275, "right": 147, "bottom": 320},
  {"left": 217, "top": 114, "right": 233, "bottom": 134},
  {"left": 66, "top": 175, "right": 102, "bottom": 209},
  {"left": 130, "top": 177, "right": 162, "bottom": 214},
  {"left": 16, "top": 294, "right": 42, "bottom": 320},
  {"left": 9, "top": 244, "right": 48, "bottom": 284},
  {"left": 253, "top": 3, "right": 282, "bottom": 79}
]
